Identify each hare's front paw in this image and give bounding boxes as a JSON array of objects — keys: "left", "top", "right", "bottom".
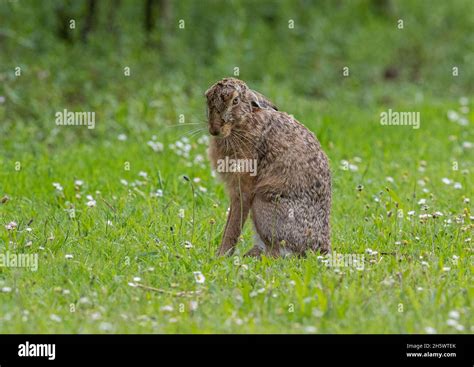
[{"left": 217, "top": 244, "right": 235, "bottom": 257}]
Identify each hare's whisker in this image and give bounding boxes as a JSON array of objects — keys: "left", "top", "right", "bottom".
[{"left": 162, "top": 122, "right": 205, "bottom": 129}]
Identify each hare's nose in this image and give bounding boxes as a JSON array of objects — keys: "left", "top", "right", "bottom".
[{"left": 209, "top": 125, "right": 221, "bottom": 136}]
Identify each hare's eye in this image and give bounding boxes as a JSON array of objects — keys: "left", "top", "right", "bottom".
[{"left": 232, "top": 97, "right": 239, "bottom": 105}]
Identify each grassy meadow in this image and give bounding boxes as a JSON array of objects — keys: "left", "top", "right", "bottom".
[{"left": 0, "top": 0, "right": 472, "bottom": 333}]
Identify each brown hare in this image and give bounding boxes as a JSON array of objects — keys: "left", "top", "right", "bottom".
[{"left": 206, "top": 78, "right": 331, "bottom": 257}]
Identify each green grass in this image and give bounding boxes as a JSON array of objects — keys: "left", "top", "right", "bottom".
[
  {"left": 0, "top": 87, "right": 472, "bottom": 333},
  {"left": 0, "top": 0, "right": 472, "bottom": 334}
]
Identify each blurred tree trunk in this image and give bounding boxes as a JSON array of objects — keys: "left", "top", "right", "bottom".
[
  {"left": 82, "top": 0, "right": 97, "bottom": 42},
  {"left": 108, "top": 0, "right": 121, "bottom": 33},
  {"left": 372, "top": 0, "right": 394, "bottom": 16},
  {"left": 157, "top": 0, "right": 172, "bottom": 50},
  {"left": 55, "top": 1, "right": 74, "bottom": 43},
  {"left": 145, "top": 0, "right": 172, "bottom": 49},
  {"left": 144, "top": 0, "right": 157, "bottom": 33}
]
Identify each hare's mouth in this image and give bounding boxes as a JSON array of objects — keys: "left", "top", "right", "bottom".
[{"left": 221, "top": 124, "right": 232, "bottom": 138}]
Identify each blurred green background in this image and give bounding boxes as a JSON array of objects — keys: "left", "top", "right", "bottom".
[{"left": 1, "top": 0, "right": 473, "bottom": 139}]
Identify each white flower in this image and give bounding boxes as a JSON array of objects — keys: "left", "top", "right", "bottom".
[
  {"left": 197, "top": 135, "right": 209, "bottom": 145},
  {"left": 65, "top": 254, "right": 74, "bottom": 260},
  {"left": 193, "top": 271, "right": 205, "bottom": 284},
  {"left": 442, "top": 267, "right": 451, "bottom": 272},
  {"left": 312, "top": 309, "right": 324, "bottom": 317},
  {"left": 184, "top": 241, "right": 193, "bottom": 249},
  {"left": 386, "top": 176, "right": 394, "bottom": 183},
  {"left": 178, "top": 209, "right": 185, "bottom": 219},
  {"left": 189, "top": 301, "right": 198, "bottom": 311},
  {"left": 458, "top": 118, "right": 469, "bottom": 126},
  {"left": 118, "top": 134, "right": 127, "bottom": 141},
  {"left": 421, "top": 261, "right": 429, "bottom": 267},
  {"left": 408, "top": 210, "right": 415, "bottom": 216},
  {"left": 50, "top": 314, "right": 62, "bottom": 322},
  {"left": 86, "top": 199, "right": 96, "bottom": 207},
  {"left": 133, "top": 277, "right": 141, "bottom": 282},
  {"left": 425, "top": 327, "right": 437, "bottom": 334},
  {"left": 151, "top": 189, "right": 163, "bottom": 198},
  {"left": 138, "top": 171, "right": 148, "bottom": 178},
  {"left": 5, "top": 221, "right": 17, "bottom": 231},
  {"left": 448, "top": 310, "right": 460, "bottom": 319},
  {"left": 160, "top": 305, "right": 174, "bottom": 312},
  {"left": 78, "top": 297, "right": 91, "bottom": 305},
  {"left": 52, "top": 182, "right": 63, "bottom": 191},
  {"left": 74, "top": 180, "right": 84, "bottom": 186},
  {"left": 2, "top": 287, "right": 12, "bottom": 293},
  {"left": 147, "top": 141, "right": 164, "bottom": 152},
  {"left": 447, "top": 110, "right": 459, "bottom": 122},
  {"left": 446, "top": 319, "right": 458, "bottom": 327},
  {"left": 441, "top": 178, "right": 452, "bottom": 185},
  {"left": 453, "top": 182, "right": 462, "bottom": 189},
  {"left": 462, "top": 141, "right": 473, "bottom": 149},
  {"left": 194, "top": 154, "right": 205, "bottom": 164},
  {"left": 417, "top": 198, "right": 426, "bottom": 205},
  {"left": 120, "top": 179, "right": 128, "bottom": 186},
  {"left": 99, "top": 322, "right": 114, "bottom": 332},
  {"left": 464, "top": 198, "right": 470, "bottom": 204},
  {"left": 66, "top": 208, "right": 76, "bottom": 219},
  {"left": 90, "top": 312, "right": 102, "bottom": 320}
]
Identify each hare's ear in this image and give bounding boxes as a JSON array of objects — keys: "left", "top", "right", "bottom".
[
  {"left": 249, "top": 89, "right": 278, "bottom": 111},
  {"left": 248, "top": 91, "right": 263, "bottom": 109}
]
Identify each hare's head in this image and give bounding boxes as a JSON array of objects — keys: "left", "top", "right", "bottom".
[{"left": 205, "top": 78, "right": 276, "bottom": 137}]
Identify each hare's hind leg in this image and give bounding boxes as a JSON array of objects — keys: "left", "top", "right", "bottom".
[{"left": 251, "top": 195, "right": 302, "bottom": 257}]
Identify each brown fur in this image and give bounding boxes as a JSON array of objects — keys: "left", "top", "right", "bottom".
[{"left": 206, "top": 78, "right": 331, "bottom": 257}]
